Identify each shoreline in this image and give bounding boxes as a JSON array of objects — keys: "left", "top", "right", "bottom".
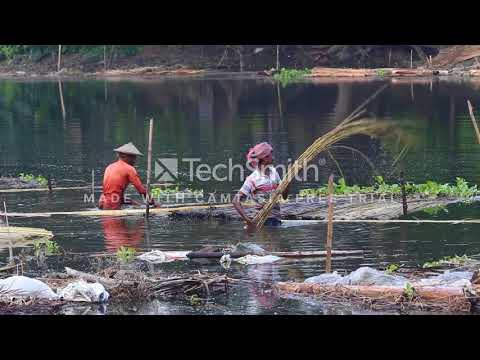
[{"left": 0, "top": 66, "right": 479, "bottom": 82}]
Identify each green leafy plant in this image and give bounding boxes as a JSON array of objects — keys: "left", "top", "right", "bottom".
[
  {"left": 422, "top": 255, "right": 471, "bottom": 269},
  {"left": 32, "top": 239, "right": 60, "bottom": 256},
  {"left": 385, "top": 264, "right": 400, "bottom": 275},
  {"left": 116, "top": 246, "right": 137, "bottom": 264},
  {"left": 19, "top": 173, "right": 48, "bottom": 187},
  {"left": 189, "top": 294, "right": 202, "bottom": 306},
  {"left": 273, "top": 68, "right": 312, "bottom": 87},
  {"left": 151, "top": 186, "right": 203, "bottom": 197},
  {"left": 403, "top": 282, "right": 416, "bottom": 301},
  {"left": 299, "top": 176, "right": 478, "bottom": 199}
]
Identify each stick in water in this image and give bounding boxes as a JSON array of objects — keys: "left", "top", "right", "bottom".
[
  {"left": 146, "top": 118, "right": 154, "bottom": 218},
  {"left": 3, "top": 201, "right": 9, "bottom": 229},
  {"left": 467, "top": 100, "right": 480, "bottom": 144},
  {"left": 325, "top": 174, "right": 334, "bottom": 273},
  {"left": 91, "top": 169, "right": 95, "bottom": 203}
]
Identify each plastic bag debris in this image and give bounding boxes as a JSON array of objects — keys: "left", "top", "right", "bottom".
[
  {"left": 235, "top": 255, "right": 282, "bottom": 265},
  {"left": 137, "top": 250, "right": 190, "bottom": 264},
  {"left": 304, "top": 267, "right": 475, "bottom": 289},
  {"left": 57, "top": 280, "right": 109, "bottom": 303},
  {"left": 231, "top": 243, "right": 266, "bottom": 256},
  {"left": 220, "top": 254, "right": 232, "bottom": 269},
  {"left": 415, "top": 271, "right": 473, "bottom": 288},
  {"left": 0, "top": 276, "right": 59, "bottom": 300},
  {"left": 304, "top": 267, "right": 408, "bottom": 286},
  {"left": 346, "top": 267, "right": 409, "bottom": 286},
  {"left": 304, "top": 272, "right": 345, "bottom": 285}
]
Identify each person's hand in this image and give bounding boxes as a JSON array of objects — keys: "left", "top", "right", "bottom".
[{"left": 244, "top": 218, "right": 257, "bottom": 233}]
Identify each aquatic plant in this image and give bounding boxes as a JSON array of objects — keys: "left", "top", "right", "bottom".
[
  {"left": 299, "top": 176, "right": 478, "bottom": 199},
  {"left": 19, "top": 173, "right": 48, "bottom": 187},
  {"left": 422, "top": 255, "right": 471, "bottom": 269},
  {"left": 385, "top": 264, "right": 400, "bottom": 274},
  {"left": 116, "top": 246, "right": 137, "bottom": 264},
  {"left": 32, "top": 239, "right": 61, "bottom": 256},
  {"left": 403, "top": 282, "right": 416, "bottom": 301},
  {"left": 273, "top": 68, "right": 312, "bottom": 86},
  {"left": 151, "top": 186, "right": 203, "bottom": 197},
  {"left": 422, "top": 205, "right": 448, "bottom": 216}
]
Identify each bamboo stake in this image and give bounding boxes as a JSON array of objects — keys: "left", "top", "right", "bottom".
[
  {"left": 410, "top": 49, "right": 413, "bottom": 69},
  {"left": 276, "top": 45, "right": 280, "bottom": 71},
  {"left": 104, "top": 45, "right": 107, "bottom": 72},
  {"left": 57, "top": 45, "right": 62, "bottom": 72},
  {"left": 467, "top": 100, "right": 480, "bottom": 144},
  {"left": 325, "top": 174, "right": 334, "bottom": 273},
  {"left": 91, "top": 170, "right": 95, "bottom": 203},
  {"left": 145, "top": 118, "right": 154, "bottom": 218},
  {"left": 3, "top": 201, "right": 9, "bottom": 229},
  {"left": 58, "top": 80, "right": 66, "bottom": 120}
]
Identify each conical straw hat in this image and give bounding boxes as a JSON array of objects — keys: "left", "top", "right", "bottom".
[{"left": 113, "top": 142, "right": 144, "bottom": 156}]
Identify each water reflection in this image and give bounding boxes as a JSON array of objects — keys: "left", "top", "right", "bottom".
[{"left": 101, "top": 217, "right": 145, "bottom": 252}]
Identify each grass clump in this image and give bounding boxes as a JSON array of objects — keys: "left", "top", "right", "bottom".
[
  {"left": 299, "top": 176, "right": 478, "bottom": 199},
  {"left": 19, "top": 173, "right": 48, "bottom": 187},
  {"left": 422, "top": 255, "right": 472, "bottom": 269},
  {"left": 273, "top": 68, "right": 312, "bottom": 87},
  {"left": 116, "top": 246, "right": 137, "bottom": 264}
]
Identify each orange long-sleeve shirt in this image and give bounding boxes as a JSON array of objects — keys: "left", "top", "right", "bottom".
[{"left": 98, "top": 159, "right": 146, "bottom": 210}]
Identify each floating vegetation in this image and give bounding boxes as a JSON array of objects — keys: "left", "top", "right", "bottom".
[
  {"left": 299, "top": 176, "right": 478, "bottom": 199},
  {"left": 18, "top": 173, "right": 48, "bottom": 187},
  {"left": 116, "top": 246, "right": 137, "bottom": 264},
  {"left": 385, "top": 264, "right": 400, "bottom": 275},
  {"left": 33, "top": 239, "right": 61, "bottom": 256},
  {"left": 422, "top": 255, "right": 472, "bottom": 269},
  {"left": 151, "top": 186, "right": 203, "bottom": 198},
  {"left": 273, "top": 68, "right": 312, "bottom": 87}
]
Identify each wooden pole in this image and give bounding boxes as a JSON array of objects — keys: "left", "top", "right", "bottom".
[
  {"left": 325, "top": 174, "right": 334, "bottom": 273},
  {"left": 104, "top": 45, "right": 107, "bottom": 72},
  {"left": 47, "top": 175, "right": 53, "bottom": 192},
  {"left": 57, "top": 45, "right": 62, "bottom": 72},
  {"left": 276, "top": 45, "right": 280, "bottom": 71},
  {"left": 3, "top": 201, "right": 9, "bottom": 229},
  {"left": 145, "top": 118, "right": 154, "bottom": 218},
  {"left": 467, "top": 100, "right": 480, "bottom": 144},
  {"left": 410, "top": 49, "right": 413, "bottom": 69},
  {"left": 58, "top": 80, "right": 66, "bottom": 120},
  {"left": 91, "top": 170, "right": 95, "bottom": 203}
]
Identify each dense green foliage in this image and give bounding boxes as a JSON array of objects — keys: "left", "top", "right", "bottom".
[
  {"left": 19, "top": 173, "right": 48, "bottom": 187},
  {"left": 299, "top": 176, "right": 478, "bottom": 199},
  {"left": 0, "top": 45, "right": 142, "bottom": 61},
  {"left": 273, "top": 68, "right": 312, "bottom": 86}
]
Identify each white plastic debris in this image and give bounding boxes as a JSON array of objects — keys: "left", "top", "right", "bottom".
[
  {"left": 235, "top": 255, "right": 282, "bottom": 265},
  {"left": 304, "top": 272, "right": 345, "bottom": 285},
  {"left": 137, "top": 250, "right": 190, "bottom": 264},
  {"left": 220, "top": 254, "right": 232, "bottom": 269},
  {"left": 0, "top": 276, "right": 59, "bottom": 300},
  {"left": 57, "top": 280, "right": 109, "bottom": 303},
  {"left": 415, "top": 271, "right": 473, "bottom": 288}
]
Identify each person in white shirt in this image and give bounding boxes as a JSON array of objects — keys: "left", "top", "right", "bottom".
[{"left": 233, "top": 142, "right": 289, "bottom": 231}]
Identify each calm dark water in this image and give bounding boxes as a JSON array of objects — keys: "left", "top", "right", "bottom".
[{"left": 1, "top": 76, "right": 480, "bottom": 315}]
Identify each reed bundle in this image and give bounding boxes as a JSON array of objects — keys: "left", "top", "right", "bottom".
[{"left": 253, "top": 84, "right": 406, "bottom": 229}]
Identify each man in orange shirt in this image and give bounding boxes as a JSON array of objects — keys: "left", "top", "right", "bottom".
[{"left": 98, "top": 142, "right": 158, "bottom": 210}]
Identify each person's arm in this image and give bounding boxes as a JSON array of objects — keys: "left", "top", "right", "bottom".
[
  {"left": 233, "top": 192, "right": 254, "bottom": 225},
  {"left": 127, "top": 168, "right": 158, "bottom": 207},
  {"left": 233, "top": 179, "right": 257, "bottom": 231}
]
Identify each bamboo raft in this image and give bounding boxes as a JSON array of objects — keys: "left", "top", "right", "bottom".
[
  {"left": 274, "top": 281, "right": 477, "bottom": 313},
  {"left": 0, "top": 196, "right": 468, "bottom": 222}
]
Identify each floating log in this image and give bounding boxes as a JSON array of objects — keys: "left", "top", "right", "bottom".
[
  {"left": 187, "top": 250, "right": 363, "bottom": 260},
  {"left": 99, "top": 67, "right": 205, "bottom": 77},
  {"left": 306, "top": 67, "right": 434, "bottom": 78},
  {"left": 0, "top": 226, "right": 53, "bottom": 239}
]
